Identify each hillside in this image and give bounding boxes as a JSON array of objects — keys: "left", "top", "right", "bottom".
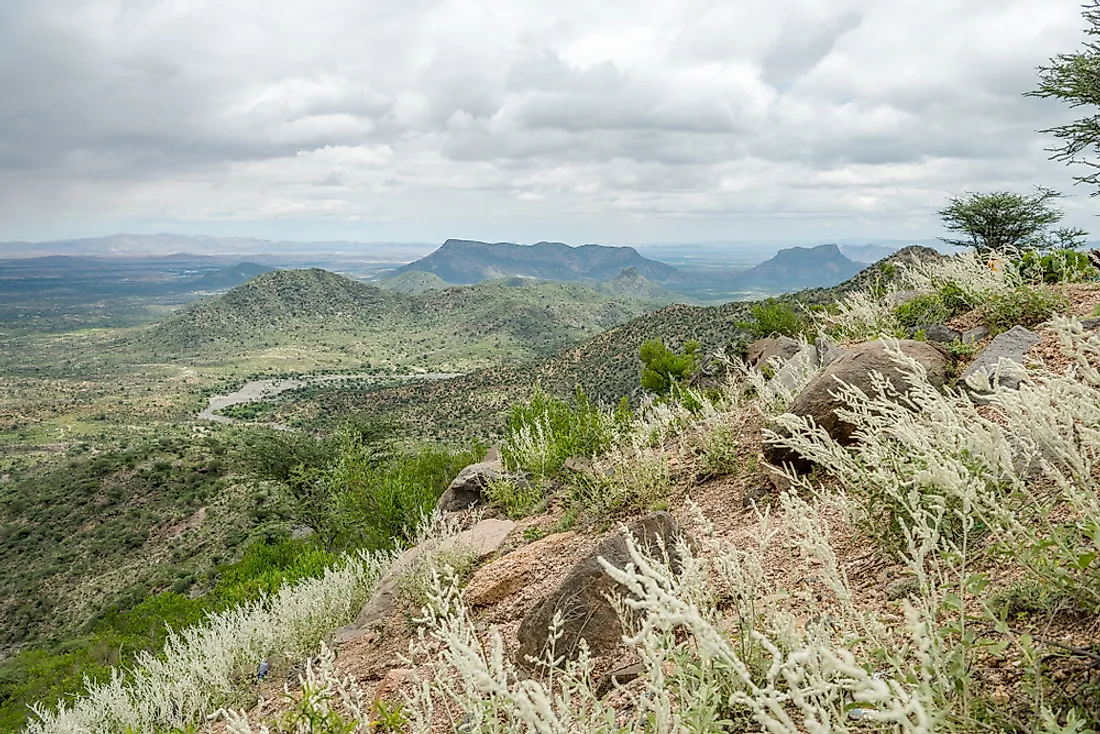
[
  {"left": 388, "top": 239, "right": 683, "bottom": 285},
  {"left": 187, "top": 262, "right": 274, "bottom": 290},
  {"left": 138, "top": 268, "right": 666, "bottom": 369},
  {"left": 596, "top": 267, "right": 686, "bottom": 303},
  {"left": 378, "top": 270, "right": 449, "bottom": 294},
  {"left": 730, "top": 243, "right": 863, "bottom": 291}
]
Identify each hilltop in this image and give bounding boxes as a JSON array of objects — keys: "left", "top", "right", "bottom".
[
  {"left": 730, "top": 243, "right": 864, "bottom": 291},
  {"left": 596, "top": 267, "right": 686, "bottom": 303},
  {"left": 378, "top": 270, "right": 449, "bottom": 294},
  {"left": 138, "top": 268, "right": 668, "bottom": 370},
  {"left": 388, "top": 239, "right": 683, "bottom": 285},
  {"left": 187, "top": 262, "right": 274, "bottom": 291}
]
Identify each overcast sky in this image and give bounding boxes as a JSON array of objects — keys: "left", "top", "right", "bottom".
[{"left": 0, "top": 0, "right": 1093, "bottom": 246}]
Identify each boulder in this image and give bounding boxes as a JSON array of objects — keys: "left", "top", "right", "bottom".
[
  {"left": 961, "top": 325, "right": 1040, "bottom": 392},
  {"left": 766, "top": 342, "right": 820, "bottom": 395},
  {"left": 746, "top": 335, "right": 801, "bottom": 367},
  {"left": 332, "top": 518, "right": 515, "bottom": 644},
  {"left": 1080, "top": 317, "right": 1100, "bottom": 331},
  {"left": 464, "top": 531, "right": 577, "bottom": 607},
  {"left": 516, "top": 512, "right": 682, "bottom": 668},
  {"left": 961, "top": 325, "right": 990, "bottom": 343},
  {"left": 763, "top": 340, "right": 949, "bottom": 473},
  {"left": 916, "top": 324, "right": 961, "bottom": 344},
  {"left": 814, "top": 336, "right": 845, "bottom": 368},
  {"left": 436, "top": 445, "right": 529, "bottom": 512}
]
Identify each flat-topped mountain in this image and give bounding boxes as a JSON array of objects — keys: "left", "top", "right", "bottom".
[
  {"left": 389, "top": 239, "right": 683, "bottom": 285},
  {"left": 732, "top": 244, "right": 863, "bottom": 291}
]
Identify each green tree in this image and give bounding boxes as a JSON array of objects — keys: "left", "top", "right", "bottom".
[
  {"left": 937, "top": 188, "right": 1086, "bottom": 254},
  {"left": 639, "top": 338, "right": 700, "bottom": 395},
  {"left": 1028, "top": 1, "right": 1100, "bottom": 194}
]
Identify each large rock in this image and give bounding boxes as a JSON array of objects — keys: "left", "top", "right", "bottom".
[
  {"left": 764, "top": 339, "right": 949, "bottom": 473},
  {"left": 464, "top": 531, "right": 577, "bottom": 607},
  {"left": 332, "top": 518, "right": 515, "bottom": 644},
  {"left": 516, "top": 513, "right": 682, "bottom": 668},
  {"left": 436, "top": 445, "right": 529, "bottom": 512},
  {"left": 747, "top": 335, "right": 801, "bottom": 367},
  {"left": 961, "top": 325, "right": 1040, "bottom": 392}
]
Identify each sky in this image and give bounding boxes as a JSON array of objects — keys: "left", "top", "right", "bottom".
[{"left": 0, "top": 0, "right": 1095, "bottom": 246}]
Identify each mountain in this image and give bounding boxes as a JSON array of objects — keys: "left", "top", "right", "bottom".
[
  {"left": 139, "top": 268, "right": 667, "bottom": 368},
  {"left": 187, "top": 262, "right": 274, "bottom": 290},
  {"left": 839, "top": 243, "right": 903, "bottom": 263},
  {"left": 379, "top": 270, "right": 450, "bottom": 294},
  {"left": 730, "top": 244, "right": 863, "bottom": 291},
  {"left": 388, "top": 239, "right": 683, "bottom": 285},
  {"left": 597, "top": 267, "right": 686, "bottom": 303}
]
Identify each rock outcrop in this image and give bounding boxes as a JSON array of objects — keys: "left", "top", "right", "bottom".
[
  {"left": 436, "top": 445, "right": 529, "bottom": 512},
  {"left": 764, "top": 339, "right": 949, "bottom": 473},
  {"left": 516, "top": 512, "right": 683, "bottom": 667},
  {"left": 961, "top": 325, "right": 1040, "bottom": 392},
  {"left": 332, "top": 518, "right": 515, "bottom": 644},
  {"left": 746, "top": 335, "right": 801, "bottom": 367}
]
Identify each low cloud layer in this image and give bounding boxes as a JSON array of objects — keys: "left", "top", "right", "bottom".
[{"left": 0, "top": 0, "right": 1092, "bottom": 243}]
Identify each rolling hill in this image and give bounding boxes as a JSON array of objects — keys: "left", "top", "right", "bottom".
[
  {"left": 379, "top": 270, "right": 450, "bottom": 294},
  {"left": 138, "top": 268, "right": 668, "bottom": 369},
  {"left": 388, "top": 239, "right": 683, "bottom": 285}
]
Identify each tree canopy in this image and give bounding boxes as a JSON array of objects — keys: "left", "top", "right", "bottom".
[{"left": 937, "top": 188, "right": 1086, "bottom": 254}]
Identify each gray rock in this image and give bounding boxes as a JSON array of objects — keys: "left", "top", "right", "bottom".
[
  {"left": 960, "top": 325, "right": 990, "bottom": 343},
  {"left": 516, "top": 512, "right": 683, "bottom": 668},
  {"left": 814, "top": 336, "right": 845, "bottom": 368},
  {"left": 764, "top": 340, "right": 949, "bottom": 473},
  {"left": 887, "top": 290, "right": 921, "bottom": 308},
  {"left": 1080, "top": 317, "right": 1100, "bottom": 331},
  {"left": 961, "top": 325, "right": 1040, "bottom": 392},
  {"left": 746, "top": 335, "right": 801, "bottom": 367},
  {"left": 290, "top": 525, "right": 314, "bottom": 540},
  {"left": 918, "top": 324, "right": 961, "bottom": 344},
  {"left": 594, "top": 662, "right": 646, "bottom": 697},
  {"left": 766, "top": 343, "right": 820, "bottom": 395},
  {"left": 436, "top": 445, "right": 529, "bottom": 512},
  {"left": 332, "top": 518, "right": 515, "bottom": 644}
]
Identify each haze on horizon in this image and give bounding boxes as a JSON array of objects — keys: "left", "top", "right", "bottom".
[{"left": 0, "top": 0, "right": 1093, "bottom": 247}]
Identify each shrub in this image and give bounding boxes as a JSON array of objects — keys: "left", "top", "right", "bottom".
[
  {"left": 698, "top": 422, "right": 740, "bottom": 478},
  {"left": 483, "top": 476, "right": 549, "bottom": 519},
  {"left": 1017, "top": 248, "right": 1098, "bottom": 284},
  {"left": 738, "top": 298, "right": 808, "bottom": 339},
  {"left": 501, "top": 387, "right": 629, "bottom": 479},
  {"left": 639, "top": 339, "right": 700, "bottom": 395},
  {"left": 893, "top": 294, "right": 953, "bottom": 330},
  {"left": 979, "top": 287, "right": 1068, "bottom": 334}
]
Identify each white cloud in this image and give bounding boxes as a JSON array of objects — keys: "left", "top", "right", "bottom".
[{"left": 0, "top": 0, "right": 1093, "bottom": 243}]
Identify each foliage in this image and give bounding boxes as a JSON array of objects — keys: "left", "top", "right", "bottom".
[
  {"left": 639, "top": 338, "right": 701, "bottom": 395},
  {"left": 1028, "top": 0, "right": 1100, "bottom": 195},
  {"left": 500, "top": 387, "right": 630, "bottom": 479},
  {"left": 483, "top": 476, "right": 549, "bottom": 519},
  {"left": 938, "top": 188, "right": 1086, "bottom": 254},
  {"left": 1017, "top": 248, "right": 1099, "bottom": 284},
  {"left": 893, "top": 293, "right": 954, "bottom": 330},
  {"left": 979, "top": 287, "right": 1069, "bottom": 335},
  {"left": 737, "top": 298, "right": 809, "bottom": 339},
  {"left": 698, "top": 421, "right": 741, "bottom": 478}
]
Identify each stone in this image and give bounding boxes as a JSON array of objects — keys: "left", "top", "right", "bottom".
[
  {"left": 332, "top": 518, "right": 515, "bottom": 644},
  {"left": 746, "top": 335, "right": 801, "bottom": 367},
  {"left": 960, "top": 325, "right": 990, "bottom": 343},
  {"left": 1080, "top": 317, "right": 1100, "bottom": 331},
  {"left": 763, "top": 339, "right": 949, "bottom": 473},
  {"left": 814, "top": 335, "right": 845, "bottom": 368},
  {"left": 887, "top": 290, "right": 921, "bottom": 308},
  {"left": 765, "top": 343, "right": 820, "bottom": 395},
  {"left": 516, "top": 512, "right": 683, "bottom": 668},
  {"left": 919, "top": 323, "right": 961, "bottom": 344},
  {"left": 464, "top": 531, "right": 577, "bottom": 607},
  {"left": 371, "top": 668, "right": 412, "bottom": 713},
  {"left": 961, "top": 325, "right": 1040, "bottom": 392},
  {"left": 436, "top": 445, "right": 529, "bottom": 512},
  {"left": 594, "top": 662, "right": 646, "bottom": 698}
]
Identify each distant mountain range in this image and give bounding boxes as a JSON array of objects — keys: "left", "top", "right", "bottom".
[{"left": 388, "top": 239, "right": 683, "bottom": 285}]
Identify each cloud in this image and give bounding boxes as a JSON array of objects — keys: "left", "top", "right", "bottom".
[{"left": 0, "top": 0, "right": 1092, "bottom": 243}]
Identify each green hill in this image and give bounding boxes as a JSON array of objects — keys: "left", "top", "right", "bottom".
[
  {"left": 378, "top": 270, "right": 449, "bottom": 294},
  {"left": 596, "top": 267, "right": 688, "bottom": 304},
  {"left": 187, "top": 262, "right": 274, "bottom": 291},
  {"left": 138, "top": 268, "right": 666, "bottom": 370}
]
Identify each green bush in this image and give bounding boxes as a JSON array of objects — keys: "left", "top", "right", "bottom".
[
  {"left": 500, "top": 387, "right": 630, "bottom": 479},
  {"left": 1017, "top": 248, "right": 1098, "bottom": 284},
  {"left": 737, "top": 298, "right": 807, "bottom": 339},
  {"left": 980, "top": 287, "right": 1069, "bottom": 334},
  {"left": 893, "top": 294, "right": 953, "bottom": 330},
  {"left": 639, "top": 339, "right": 700, "bottom": 395}
]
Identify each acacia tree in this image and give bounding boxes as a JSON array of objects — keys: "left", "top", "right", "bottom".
[
  {"left": 1028, "top": 0, "right": 1100, "bottom": 194},
  {"left": 938, "top": 188, "right": 1086, "bottom": 254}
]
